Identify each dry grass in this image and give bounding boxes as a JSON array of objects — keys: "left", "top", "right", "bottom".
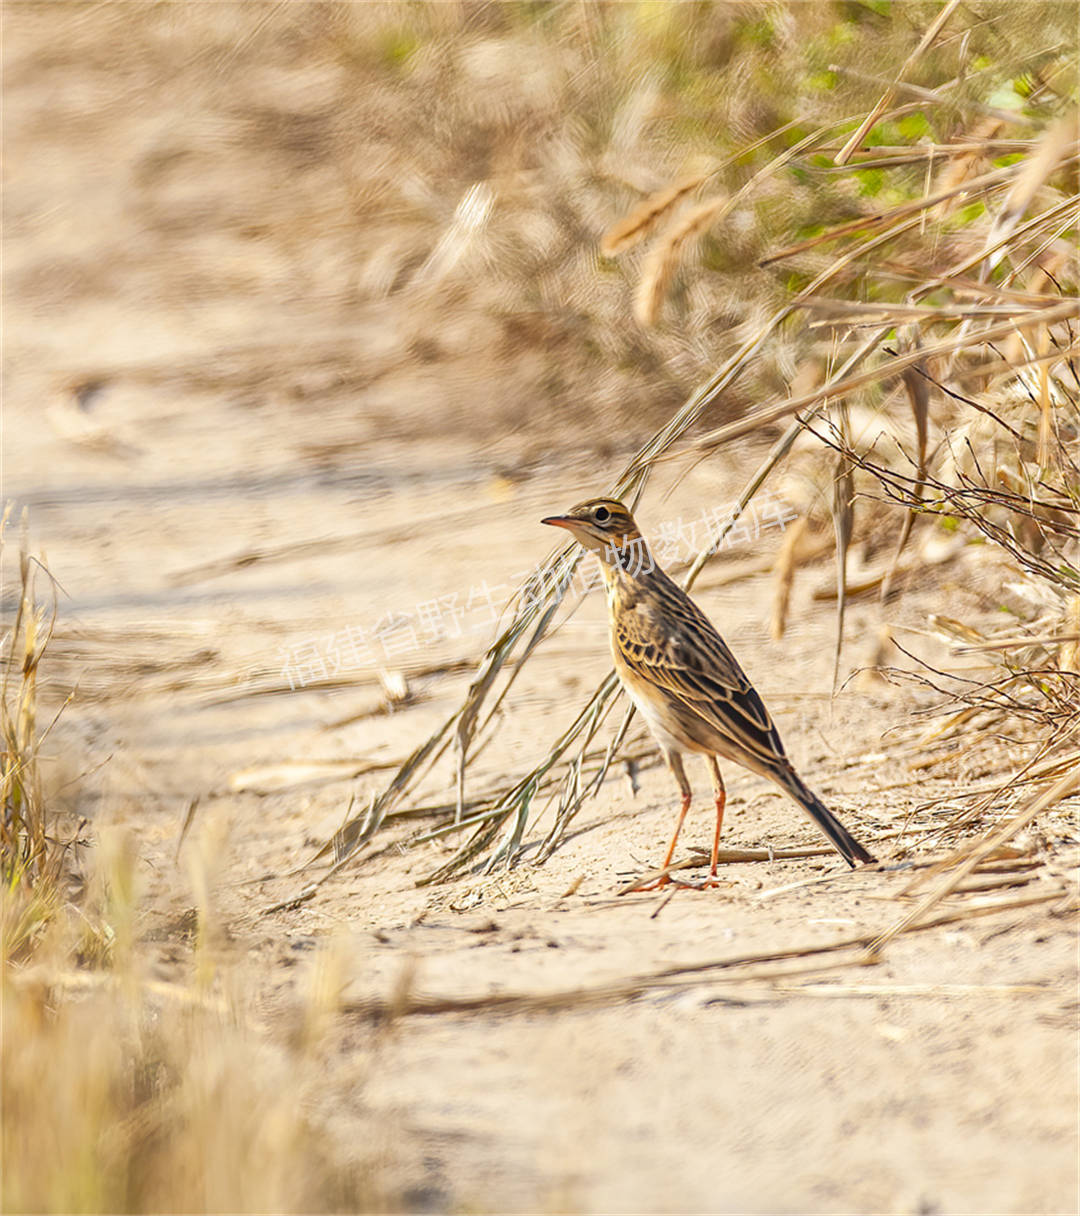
[
  {"left": 1, "top": 510, "right": 70, "bottom": 963},
  {"left": 599, "top": 171, "right": 712, "bottom": 258},
  {"left": 3, "top": 956, "right": 373, "bottom": 1212},
  {"left": 2, "top": 820, "right": 378, "bottom": 1212},
  {"left": 0, "top": 522, "right": 377, "bottom": 1212}
]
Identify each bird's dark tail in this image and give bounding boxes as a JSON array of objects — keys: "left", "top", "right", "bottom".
[{"left": 776, "top": 767, "right": 876, "bottom": 867}]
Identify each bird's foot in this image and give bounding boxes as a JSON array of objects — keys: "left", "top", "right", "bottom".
[
  {"left": 674, "top": 868, "right": 729, "bottom": 891},
  {"left": 625, "top": 871, "right": 729, "bottom": 894},
  {"left": 623, "top": 873, "right": 672, "bottom": 893}
]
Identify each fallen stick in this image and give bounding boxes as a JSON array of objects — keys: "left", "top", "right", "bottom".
[{"left": 341, "top": 887, "right": 1067, "bottom": 1021}]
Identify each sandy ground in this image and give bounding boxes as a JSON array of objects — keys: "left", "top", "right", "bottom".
[
  {"left": 5, "top": 8, "right": 1078, "bottom": 1214},
  {"left": 9, "top": 372, "right": 1079, "bottom": 1214}
]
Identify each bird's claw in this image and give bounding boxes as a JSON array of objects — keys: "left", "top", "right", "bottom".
[{"left": 624, "top": 874, "right": 672, "bottom": 893}]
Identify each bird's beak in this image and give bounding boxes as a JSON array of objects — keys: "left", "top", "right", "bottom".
[{"left": 541, "top": 515, "right": 578, "bottom": 531}]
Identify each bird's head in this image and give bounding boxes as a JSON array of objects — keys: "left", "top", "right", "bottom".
[{"left": 541, "top": 497, "right": 643, "bottom": 555}]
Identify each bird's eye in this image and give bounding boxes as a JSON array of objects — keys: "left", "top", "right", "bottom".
[{"left": 593, "top": 506, "right": 611, "bottom": 524}]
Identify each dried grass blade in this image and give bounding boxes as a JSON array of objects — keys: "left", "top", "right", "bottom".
[
  {"left": 831, "top": 412, "right": 855, "bottom": 694},
  {"left": 454, "top": 548, "right": 581, "bottom": 819},
  {"left": 771, "top": 516, "right": 809, "bottom": 641},
  {"left": 483, "top": 779, "right": 536, "bottom": 874},
  {"left": 600, "top": 172, "right": 709, "bottom": 257},
  {"left": 881, "top": 347, "right": 932, "bottom": 601},
  {"left": 634, "top": 197, "right": 727, "bottom": 327},
  {"left": 834, "top": 0, "right": 962, "bottom": 166},
  {"left": 945, "top": 188, "right": 1080, "bottom": 283},
  {"left": 1061, "top": 598, "right": 1080, "bottom": 674},
  {"left": 421, "top": 670, "right": 624, "bottom": 884},
  {"left": 760, "top": 157, "right": 1041, "bottom": 267},
  {"left": 688, "top": 300, "right": 1080, "bottom": 457},
  {"left": 536, "top": 677, "right": 629, "bottom": 864},
  {"left": 1036, "top": 324, "right": 1053, "bottom": 467},
  {"left": 978, "top": 111, "right": 1079, "bottom": 280},
  {"left": 306, "top": 718, "right": 459, "bottom": 875}
]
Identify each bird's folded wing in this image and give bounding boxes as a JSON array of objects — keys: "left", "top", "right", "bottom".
[{"left": 615, "top": 591, "right": 788, "bottom": 767}]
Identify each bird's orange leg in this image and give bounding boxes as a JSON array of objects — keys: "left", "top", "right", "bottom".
[
  {"left": 659, "top": 791, "right": 693, "bottom": 871},
  {"left": 629, "top": 751, "right": 692, "bottom": 891},
  {"left": 700, "top": 756, "right": 727, "bottom": 889}
]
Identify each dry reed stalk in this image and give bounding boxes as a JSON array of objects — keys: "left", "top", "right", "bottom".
[
  {"left": 1036, "top": 323, "right": 1054, "bottom": 467},
  {"left": 452, "top": 540, "right": 591, "bottom": 823},
  {"left": 616, "top": 844, "right": 840, "bottom": 896},
  {"left": 633, "top": 196, "right": 726, "bottom": 327},
  {"left": 1061, "top": 598, "right": 1080, "bottom": 674},
  {"left": 950, "top": 633, "right": 1080, "bottom": 655},
  {"left": 775, "top": 981, "right": 1048, "bottom": 998},
  {"left": 977, "top": 111, "right": 1079, "bottom": 281},
  {"left": 830, "top": 61, "right": 1042, "bottom": 129},
  {"left": 942, "top": 189, "right": 1080, "bottom": 284},
  {"left": 820, "top": 137, "right": 1026, "bottom": 171},
  {"left": 1003, "top": 246, "right": 1069, "bottom": 301},
  {"left": 929, "top": 116, "right": 1008, "bottom": 225},
  {"left": 759, "top": 155, "right": 1036, "bottom": 267},
  {"left": 880, "top": 351, "right": 932, "bottom": 601},
  {"left": 803, "top": 299, "right": 1044, "bottom": 322},
  {"left": 949, "top": 343, "right": 1080, "bottom": 383}
]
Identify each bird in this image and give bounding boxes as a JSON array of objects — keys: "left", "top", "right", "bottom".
[{"left": 541, "top": 497, "right": 875, "bottom": 888}]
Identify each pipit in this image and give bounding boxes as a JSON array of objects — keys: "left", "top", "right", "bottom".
[{"left": 542, "top": 497, "right": 875, "bottom": 888}]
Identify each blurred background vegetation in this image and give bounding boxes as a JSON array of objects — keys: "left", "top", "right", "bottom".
[{"left": 8, "top": 0, "right": 1075, "bottom": 447}]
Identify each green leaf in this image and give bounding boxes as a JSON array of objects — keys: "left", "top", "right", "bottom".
[
  {"left": 808, "top": 69, "right": 838, "bottom": 91},
  {"left": 988, "top": 83, "right": 1025, "bottom": 111},
  {"left": 897, "top": 112, "right": 932, "bottom": 140},
  {"left": 856, "top": 167, "right": 885, "bottom": 197},
  {"left": 949, "top": 200, "right": 987, "bottom": 227}
]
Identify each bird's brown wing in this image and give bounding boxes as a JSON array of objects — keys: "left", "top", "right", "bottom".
[{"left": 614, "top": 570, "right": 790, "bottom": 772}]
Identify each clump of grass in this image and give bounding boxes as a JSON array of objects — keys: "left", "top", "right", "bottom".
[
  {"left": 3, "top": 941, "right": 375, "bottom": 1212},
  {"left": 3, "top": 819, "right": 379, "bottom": 1213},
  {"left": 1, "top": 509, "right": 72, "bottom": 962},
  {"left": 0, "top": 515, "right": 378, "bottom": 1212}
]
